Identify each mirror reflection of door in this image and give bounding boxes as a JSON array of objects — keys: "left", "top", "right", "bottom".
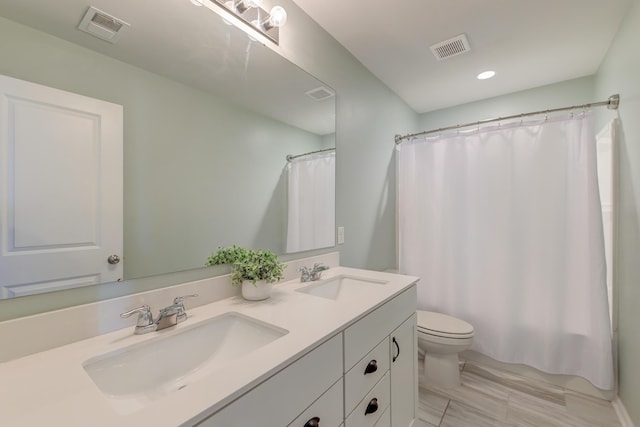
[{"left": 0, "top": 74, "right": 123, "bottom": 298}]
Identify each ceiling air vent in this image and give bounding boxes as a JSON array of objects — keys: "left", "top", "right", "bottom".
[
  {"left": 305, "top": 86, "right": 335, "bottom": 101},
  {"left": 430, "top": 34, "right": 471, "bottom": 61},
  {"left": 78, "top": 6, "right": 130, "bottom": 43}
]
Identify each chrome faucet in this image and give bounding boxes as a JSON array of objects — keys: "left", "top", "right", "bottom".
[
  {"left": 298, "top": 263, "right": 330, "bottom": 282},
  {"left": 120, "top": 304, "right": 157, "bottom": 335},
  {"left": 156, "top": 294, "right": 198, "bottom": 330},
  {"left": 120, "top": 294, "right": 198, "bottom": 334}
]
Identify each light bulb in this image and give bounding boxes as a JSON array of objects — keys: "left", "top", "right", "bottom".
[
  {"left": 190, "top": 0, "right": 204, "bottom": 6},
  {"left": 263, "top": 5, "right": 287, "bottom": 30},
  {"left": 269, "top": 6, "right": 287, "bottom": 27}
]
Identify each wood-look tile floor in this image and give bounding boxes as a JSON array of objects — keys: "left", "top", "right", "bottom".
[{"left": 416, "top": 358, "right": 621, "bottom": 427}]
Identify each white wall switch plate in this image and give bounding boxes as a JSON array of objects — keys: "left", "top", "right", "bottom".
[{"left": 337, "top": 226, "right": 345, "bottom": 245}]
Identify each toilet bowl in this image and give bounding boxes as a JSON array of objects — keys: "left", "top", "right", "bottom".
[{"left": 417, "top": 310, "right": 474, "bottom": 389}]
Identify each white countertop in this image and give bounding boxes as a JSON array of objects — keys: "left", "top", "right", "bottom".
[{"left": 0, "top": 267, "right": 418, "bottom": 426}]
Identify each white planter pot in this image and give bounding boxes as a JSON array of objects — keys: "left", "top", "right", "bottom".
[{"left": 241, "top": 280, "right": 273, "bottom": 300}]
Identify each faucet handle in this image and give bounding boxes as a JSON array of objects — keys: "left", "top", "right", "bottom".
[
  {"left": 120, "top": 305, "right": 156, "bottom": 334},
  {"left": 173, "top": 294, "right": 198, "bottom": 305},
  {"left": 298, "top": 266, "right": 313, "bottom": 282},
  {"left": 172, "top": 294, "right": 198, "bottom": 323},
  {"left": 310, "top": 263, "right": 329, "bottom": 281}
]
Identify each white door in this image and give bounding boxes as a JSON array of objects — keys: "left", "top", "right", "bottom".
[{"left": 0, "top": 74, "right": 123, "bottom": 298}]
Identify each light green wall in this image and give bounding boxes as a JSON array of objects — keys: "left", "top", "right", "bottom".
[
  {"left": 320, "top": 133, "right": 336, "bottom": 149},
  {"left": 595, "top": 0, "right": 640, "bottom": 421},
  {"left": 418, "top": 75, "right": 596, "bottom": 130}
]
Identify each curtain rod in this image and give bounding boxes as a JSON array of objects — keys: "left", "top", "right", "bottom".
[
  {"left": 286, "top": 147, "right": 335, "bottom": 161},
  {"left": 394, "top": 94, "right": 620, "bottom": 145}
]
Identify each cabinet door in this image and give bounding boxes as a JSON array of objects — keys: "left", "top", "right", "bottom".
[{"left": 390, "top": 314, "right": 417, "bottom": 427}]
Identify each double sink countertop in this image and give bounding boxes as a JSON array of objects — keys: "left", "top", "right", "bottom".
[{"left": 0, "top": 267, "right": 418, "bottom": 426}]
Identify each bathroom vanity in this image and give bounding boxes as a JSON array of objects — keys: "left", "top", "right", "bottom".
[{"left": 0, "top": 265, "right": 418, "bottom": 426}]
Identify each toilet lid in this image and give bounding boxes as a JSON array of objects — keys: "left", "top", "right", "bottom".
[{"left": 417, "top": 310, "right": 474, "bottom": 337}]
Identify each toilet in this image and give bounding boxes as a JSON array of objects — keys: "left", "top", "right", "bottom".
[{"left": 417, "top": 310, "right": 474, "bottom": 389}]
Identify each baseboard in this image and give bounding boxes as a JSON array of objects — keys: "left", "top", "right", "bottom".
[{"left": 612, "top": 397, "right": 636, "bottom": 427}]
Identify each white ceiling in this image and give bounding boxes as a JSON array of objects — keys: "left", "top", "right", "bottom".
[{"left": 291, "top": 0, "right": 633, "bottom": 113}]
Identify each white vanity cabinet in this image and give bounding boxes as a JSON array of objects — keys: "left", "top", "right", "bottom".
[
  {"left": 195, "top": 334, "right": 344, "bottom": 427},
  {"left": 193, "top": 284, "right": 417, "bottom": 427}
]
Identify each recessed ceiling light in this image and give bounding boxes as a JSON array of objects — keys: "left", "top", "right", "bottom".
[{"left": 477, "top": 70, "right": 496, "bottom": 80}]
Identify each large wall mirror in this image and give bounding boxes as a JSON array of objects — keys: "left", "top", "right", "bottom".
[{"left": 0, "top": 0, "right": 336, "bottom": 301}]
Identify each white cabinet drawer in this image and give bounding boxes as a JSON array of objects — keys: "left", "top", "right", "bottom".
[
  {"left": 197, "top": 334, "right": 342, "bottom": 426},
  {"left": 344, "top": 338, "right": 389, "bottom": 414},
  {"left": 288, "top": 378, "right": 343, "bottom": 427},
  {"left": 344, "top": 286, "right": 416, "bottom": 371},
  {"left": 373, "top": 406, "right": 390, "bottom": 427},
  {"left": 345, "top": 372, "right": 390, "bottom": 427}
]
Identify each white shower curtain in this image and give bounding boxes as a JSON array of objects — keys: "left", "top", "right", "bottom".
[
  {"left": 596, "top": 119, "right": 617, "bottom": 325},
  {"left": 286, "top": 151, "right": 335, "bottom": 253},
  {"left": 397, "top": 113, "right": 614, "bottom": 390}
]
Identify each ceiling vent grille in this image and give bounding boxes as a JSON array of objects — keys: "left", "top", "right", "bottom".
[
  {"left": 78, "top": 6, "right": 130, "bottom": 43},
  {"left": 430, "top": 34, "right": 471, "bottom": 60},
  {"left": 305, "top": 86, "right": 335, "bottom": 101}
]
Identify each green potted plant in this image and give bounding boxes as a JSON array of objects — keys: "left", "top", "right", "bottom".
[
  {"left": 205, "top": 245, "right": 248, "bottom": 268},
  {"left": 206, "top": 246, "right": 286, "bottom": 300}
]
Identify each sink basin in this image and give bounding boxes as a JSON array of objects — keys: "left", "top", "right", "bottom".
[
  {"left": 83, "top": 312, "right": 287, "bottom": 414},
  {"left": 296, "top": 275, "right": 388, "bottom": 301}
]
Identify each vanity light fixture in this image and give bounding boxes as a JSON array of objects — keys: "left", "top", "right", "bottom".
[
  {"left": 233, "top": 0, "right": 263, "bottom": 14},
  {"left": 477, "top": 70, "right": 496, "bottom": 80},
  {"left": 193, "top": 0, "right": 288, "bottom": 44}
]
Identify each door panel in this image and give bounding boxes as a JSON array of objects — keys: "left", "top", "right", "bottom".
[{"left": 0, "top": 74, "right": 123, "bottom": 297}]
